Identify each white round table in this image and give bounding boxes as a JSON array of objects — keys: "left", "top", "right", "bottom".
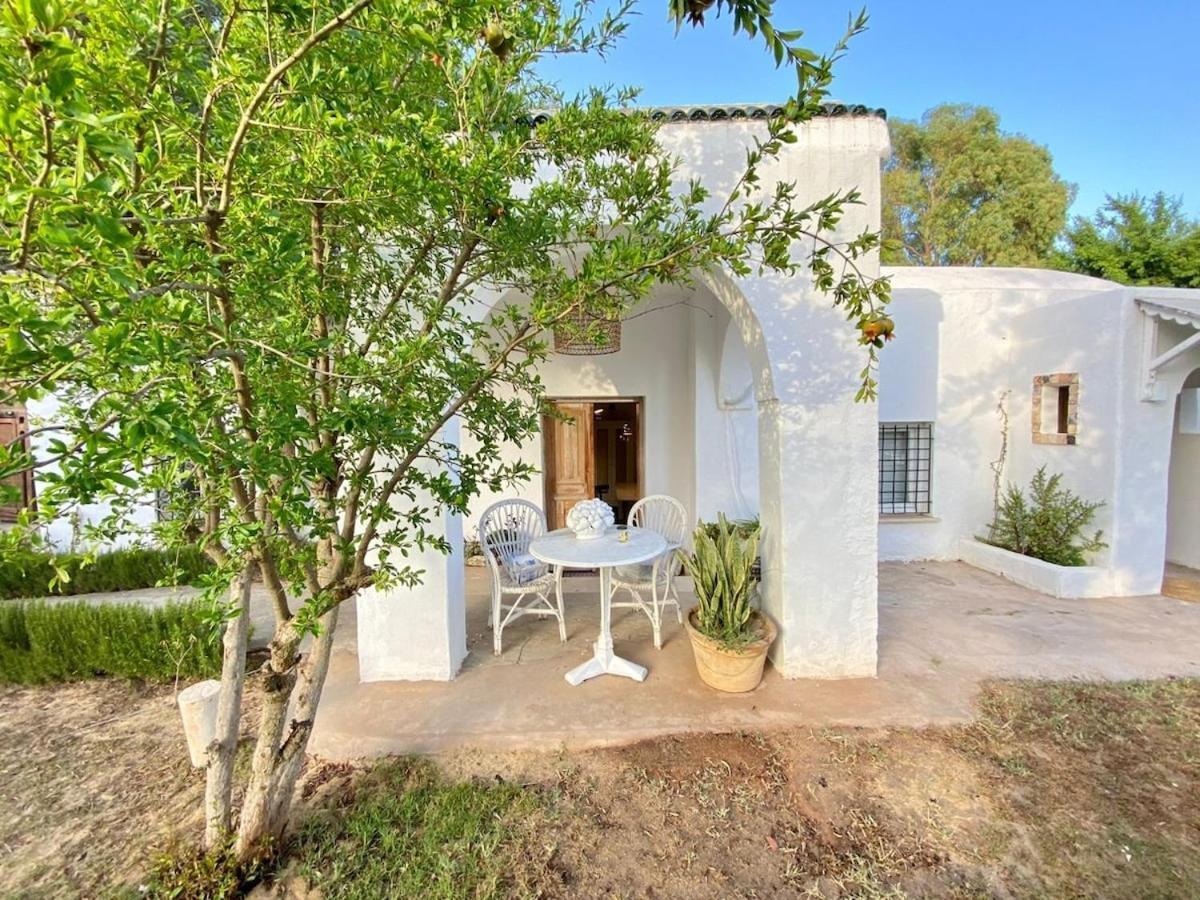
[{"left": 529, "top": 527, "right": 667, "bottom": 685}]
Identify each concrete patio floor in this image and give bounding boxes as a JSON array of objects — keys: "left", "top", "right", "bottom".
[{"left": 307, "top": 561, "right": 1200, "bottom": 758}]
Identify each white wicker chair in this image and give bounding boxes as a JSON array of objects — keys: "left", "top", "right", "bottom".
[
  {"left": 479, "top": 499, "right": 565, "bottom": 655},
  {"left": 610, "top": 494, "right": 688, "bottom": 649}
]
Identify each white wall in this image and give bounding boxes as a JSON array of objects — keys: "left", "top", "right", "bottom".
[
  {"left": 692, "top": 300, "right": 760, "bottom": 522},
  {"left": 358, "top": 421, "right": 468, "bottom": 682},
  {"left": 23, "top": 395, "right": 159, "bottom": 551},
  {"left": 879, "top": 267, "right": 1125, "bottom": 564},
  {"left": 1166, "top": 372, "right": 1200, "bottom": 569},
  {"left": 879, "top": 268, "right": 1200, "bottom": 597}
]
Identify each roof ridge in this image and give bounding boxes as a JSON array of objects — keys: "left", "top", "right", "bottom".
[{"left": 523, "top": 102, "right": 886, "bottom": 126}]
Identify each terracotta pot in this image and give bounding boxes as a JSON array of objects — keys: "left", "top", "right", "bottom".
[{"left": 683, "top": 609, "right": 777, "bottom": 693}]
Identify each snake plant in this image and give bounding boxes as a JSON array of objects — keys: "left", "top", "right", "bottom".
[{"left": 680, "top": 514, "right": 761, "bottom": 646}]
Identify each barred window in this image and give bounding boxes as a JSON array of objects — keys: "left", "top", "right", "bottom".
[{"left": 879, "top": 422, "right": 932, "bottom": 515}]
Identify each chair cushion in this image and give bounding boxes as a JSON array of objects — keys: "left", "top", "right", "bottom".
[{"left": 502, "top": 552, "right": 546, "bottom": 585}]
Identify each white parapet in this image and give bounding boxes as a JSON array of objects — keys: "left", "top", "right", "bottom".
[{"left": 959, "top": 539, "right": 1118, "bottom": 599}]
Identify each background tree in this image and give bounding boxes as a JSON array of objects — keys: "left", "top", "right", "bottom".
[
  {"left": 882, "top": 104, "right": 1073, "bottom": 266},
  {"left": 0, "top": 0, "right": 887, "bottom": 862},
  {"left": 1058, "top": 192, "right": 1200, "bottom": 287}
]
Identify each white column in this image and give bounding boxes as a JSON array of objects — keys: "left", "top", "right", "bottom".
[
  {"left": 758, "top": 396, "right": 879, "bottom": 679},
  {"left": 701, "top": 267, "right": 881, "bottom": 680},
  {"left": 356, "top": 421, "right": 467, "bottom": 682},
  {"left": 1108, "top": 310, "right": 1200, "bottom": 596}
]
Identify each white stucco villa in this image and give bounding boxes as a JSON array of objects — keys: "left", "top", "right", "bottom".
[{"left": 5, "top": 104, "right": 1199, "bottom": 684}]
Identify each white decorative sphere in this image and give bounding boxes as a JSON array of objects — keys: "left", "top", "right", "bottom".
[{"left": 567, "top": 498, "right": 615, "bottom": 540}]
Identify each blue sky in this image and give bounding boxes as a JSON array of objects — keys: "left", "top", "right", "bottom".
[{"left": 541, "top": 1, "right": 1200, "bottom": 221}]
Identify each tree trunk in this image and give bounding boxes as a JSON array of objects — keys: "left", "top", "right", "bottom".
[
  {"left": 204, "top": 569, "right": 253, "bottom": 848},
  {"left": 266, "top": 605, "right": 340, "bottom": 836},
  {"left": 232, "top": 604, "right": 341, "bottom": 859},
  {"left": 234, "top": 621, "right": 303, "bottom": 860}
]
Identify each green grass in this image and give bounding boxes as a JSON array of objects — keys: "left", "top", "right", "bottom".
[
  {"left": 0, "top": 599, "right": 221, "bottom": 684},
  {"left": 66, "top": 679, "right": 1200, "bottom": 899},
  {"left": 953, "top": 679, "right": 1200, "bottom": 898},
  {"left": 290, "top": 758, "right": 541, "bottom": 900},
  {"left": 0, "top": 545, "right": 213, "bottom": 600}
]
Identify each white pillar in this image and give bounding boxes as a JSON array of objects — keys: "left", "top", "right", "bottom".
[
  {"left": 758, "top": 396, "right": 879, "bottom": 679},
  {"left": 701, "top": 266, "right": 881, "bottom": 680},
  {"left": 356, "top": 421, "right": 467, "bottom": 682},
  {"left": 1108, "top": 312, "right": 1200, "bottom": 596}
]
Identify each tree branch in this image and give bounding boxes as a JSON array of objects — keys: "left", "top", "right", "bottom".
[
  {"left": 16, "top": 67, "right": 55, "bottom": 268},
  {"left": 215, "top": 0, "right": 375, "bottom": 215},
  {"left": 356, "top": 231, "right": 437, "bottom": 356}
]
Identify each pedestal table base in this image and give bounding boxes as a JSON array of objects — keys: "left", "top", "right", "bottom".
[{"left": 563, "top": 564, "right": 648, "bottom": 685}]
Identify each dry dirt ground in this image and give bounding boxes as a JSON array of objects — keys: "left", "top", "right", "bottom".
[
  {"left": 2, "top": 678, "right": 1198, "bottom": 899},
  {"left": 0, "top": 681, "right": 263, "bottom": 899}
]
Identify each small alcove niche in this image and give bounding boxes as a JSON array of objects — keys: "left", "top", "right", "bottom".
[{"left": 1032, "top": 373, "right": 1080, "bottom": 445}]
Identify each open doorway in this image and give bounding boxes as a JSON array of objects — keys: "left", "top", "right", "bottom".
[
  {"left": 542, "top": 399, "right": 642, "bottom": 530},
  {"left": 0, "top": 403, "right": 34, "bottom": 523},
  {"left": 1164, "top": 369, "right": 1200, "bottom": 601}
]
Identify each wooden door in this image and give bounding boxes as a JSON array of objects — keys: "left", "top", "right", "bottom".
[
  {"left": 543, "top": 401, "right": 593, "bottom": 530},
  {"left": 0, "top": 405, "right": 34, "bottom": 522}
]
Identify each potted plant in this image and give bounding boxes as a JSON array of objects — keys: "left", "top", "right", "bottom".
[
  {"left": 679, "top": 514, "right": 776, "bottom": 692},
  {"left": 699, "top": 516, "right": 761, "bottom": 581}
]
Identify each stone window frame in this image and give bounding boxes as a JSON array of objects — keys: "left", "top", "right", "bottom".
[{"left": 1031, "top": 373, "right": 1079, "bottom": 445}]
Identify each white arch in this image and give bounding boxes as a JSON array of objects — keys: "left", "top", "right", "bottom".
[
  {"left": 696, "top": 267, "right": 776, "bottom": 406},
  {"left": 1166, "top": 366, "right": 1200, "bottom": 571}
]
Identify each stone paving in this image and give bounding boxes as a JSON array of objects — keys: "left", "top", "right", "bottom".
[{"left": 308, "top": 560, "right": 1200, "bottom": 757}]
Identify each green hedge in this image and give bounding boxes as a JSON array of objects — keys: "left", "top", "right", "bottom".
[
  {"left": 0, "top": 599, "right": 221, "bottom": 684},
  {"left": 0, "top": 545, "right": 213, "bottom": 600}
]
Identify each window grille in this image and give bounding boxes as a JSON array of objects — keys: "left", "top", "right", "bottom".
[{"left": 879, "top": 422, "right": 932, "bottom": 515}]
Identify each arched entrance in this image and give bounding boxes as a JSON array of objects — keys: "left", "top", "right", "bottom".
[
  {"left": 1164, "top": 368, "right": 1200, "bottom": 600},
  {"left": 356, "top": 266, "right": 881, "bottom": 682}
]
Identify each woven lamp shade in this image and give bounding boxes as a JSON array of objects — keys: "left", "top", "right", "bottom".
[{"left": 553, "top": 308, "right": 621, "bottom": 355}]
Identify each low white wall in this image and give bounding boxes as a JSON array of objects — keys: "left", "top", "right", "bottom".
[{"left": 959, "top": 539, "right": 1117, "bottom": 599}]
